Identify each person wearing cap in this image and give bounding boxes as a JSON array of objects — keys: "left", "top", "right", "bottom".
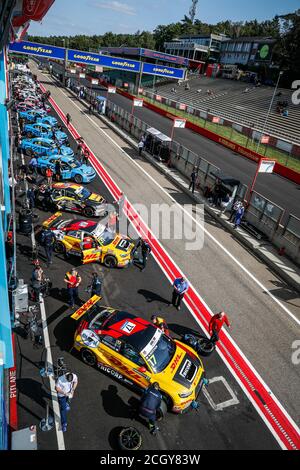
[
  {"left": 169, "top": 277, "right": 189, "bottom": 311},
  {"left": 55, "top": 372, "right": 78, "bottom": 433},
  {"left": 64, "top": 268, "right": 82, "bottom": 308},
  {"left": 209, "top": 311, "right": 231, "bottom": 344},
  {"left": 151, "top": 315, "right": 170, "bottom": 336}
]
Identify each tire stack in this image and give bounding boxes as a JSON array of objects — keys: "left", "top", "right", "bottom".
[{"left": 19, "top": 208, "right": 33, "bottom": 234}]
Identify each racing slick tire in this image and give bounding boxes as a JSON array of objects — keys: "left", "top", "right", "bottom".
[
  {"left": 74, "top": 174, "right": 83, "bottom": 184},
  {"left": 54, "top": 241, "right": 66, "bottom": 254},
  {"left": 81, "top": 348, "right": 97, "bottom": 367},
  {"left": 25, "top": 148, "right": 33, "bottom": 157},
  {"left": 118, "top": 427, "right": 142, "bottom": 451},
  {"left": 104, "top": 255, "right": 117, "bottom": 268},
  {"left": 196, "top": 337, "right": 216, "bottom": 357},
  {"left": 82, "top": 206, "right": 95, "bottom": 217}
]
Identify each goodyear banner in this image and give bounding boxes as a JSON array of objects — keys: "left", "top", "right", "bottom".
[
  {"left": 140, "top": 48, "right": 189, "bottom": 67},
  {"left": 67, "top": 49, "right": 141, "bottom": 73},
  {"left": 143, "top": 62, "right": 185, "bottom": 80},
  {"left": 9, "top": 41, "right": 65, "bottom": 60}
]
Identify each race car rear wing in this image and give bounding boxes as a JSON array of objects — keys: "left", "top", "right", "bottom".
[
  {"left": 42, "top": 211, "right": 62, "bottom": 228},
  {"left": 71, "top": 295, "right": 102, "bottom": 321}
]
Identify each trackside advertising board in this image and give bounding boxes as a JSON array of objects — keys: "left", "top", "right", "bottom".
[
  {"left": 67, "top": 49, "right": 141, "bottom": 73},
  {"left": 9, "top": 41, "right": 187, "bottom": 79},
  {"left": 9, "top": 41, "right": 65, "bottom": 60},
  {"left": 143, "top": 62, "right": 186, "bottom": 80}
]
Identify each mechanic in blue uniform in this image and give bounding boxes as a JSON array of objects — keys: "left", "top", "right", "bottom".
[
  {"left": 169, "top": 277, "right": 189, "bottom": 311},
  {"left": 87, "top": 272, "right": 102, "bottom": 298},
  {"left": 139, "top": 382, "right": 162, "bottom": 435},
  {"left": 135, "top": 237, "right": 152, "bottom": 272},
  {"left": 41, "top": 227, "right": 56, "bottom": 266}
]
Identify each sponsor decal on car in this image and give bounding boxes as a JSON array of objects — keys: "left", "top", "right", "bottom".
[
  {"left": 170, "top": 353, "right": 183, "bottom": 373},
  {"left": 71, "top": 295, "right": 101, "bottom": 320}
]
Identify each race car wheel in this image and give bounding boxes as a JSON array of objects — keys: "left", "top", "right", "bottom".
[
  {"left": 118, "top": 427, "right": 142, "bottom": 451},
  {"left": 74, "top": 174, "right": 83, "bottom": 184},
  {"left": 54, "top": 241, "right": 66, "bottom": 254},
  {"left": 104, "top": 255, "right": 117, "bottom": 268},
  {"left": 82, "top": 206, "right": 95, "bottom": 217},
  {"left": 81, "top": 348, "right": 97, "bottom": 367},
  {"left": 156, "top": 397, "right": 168, "bottom": 421},
  {"left": 196, "top": 338, "right": 216, "bottom": 357},
  {"left": 25, "top": 148, "right": 33, "bottom": 156},
  {"left": 27, "top": 132, "right": 33, "bottom": 138}
]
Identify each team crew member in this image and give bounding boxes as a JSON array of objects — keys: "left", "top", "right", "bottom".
[
  {"left": 31, "top": 263, "right": 45, "bottom": 302},
  {"left": 209, "top": 311, "right": 231, "bottom": 344},
  {"left": 55, "top": 372, "right": 78, "bottom": 432},
  {"left": 139, "top": 382, "right": 162, "bottom": 435},
  {"left": 55, "top": 160, "right": 62, "bottom": 181},
  {"left": 113, "top": 192, "right": 126, "bottom": 232},
  {"left": 83, "top": 148, "right": 90, "bottom": 166},
  {"left": 87, "top": 272, "right": 102, "bottom": 297},
  {"left": 64, "top": 268, "right": 82, "bottom": 308},
  {"left": 169, "top": 277, "right": 189, "bottom": 311},
  {"left": 189, "top": 168, "right": 197, "bottom": 194},
  {"left": 66, "top": 113, "right": 71, "bottom": 127},
  {"left": 138, "top": 139, "right": 144, "bottom": 156},
  {"left": 151, "top": 315, "right": 170, "bottom": 336},
  {"left": 41, "top": 227, "right": 56, "bottom": 266},
  {"left": 45, "top": 166, "right": 53, "bottom": 187},
  {"left": 136, "top": 238, "right": 152, "bottom": 271}
]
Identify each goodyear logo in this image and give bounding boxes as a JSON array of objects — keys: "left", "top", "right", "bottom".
[
  {"left": 71, "top": 295, "right": 101, "bottom": 320},
  {"left": 111, "top": 60, "right": 136, "bottom": 69},
  {"left": 73, "top": 53, "right": 100, "bottom": 63},
  {"left": 23, "top": 45, "right": 53, "bottom": 54},
  {"left": 153, "top": 67, "right": 175, "bottom": 76}
]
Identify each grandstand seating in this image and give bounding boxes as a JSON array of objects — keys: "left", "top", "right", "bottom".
[{"left": 148, "top": 77, "right": 300, "bottom": 144}]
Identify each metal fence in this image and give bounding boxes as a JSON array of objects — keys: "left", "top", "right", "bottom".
[
  {"left": 283, "top": 215, "right": 300, "bottom": 248},
  {"left": 246, "top": 191, "right": 284, "bottom": 237}
]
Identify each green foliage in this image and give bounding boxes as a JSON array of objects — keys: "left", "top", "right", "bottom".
[{"left": 27, "top": 10, "right": 299, "bottom": 82}]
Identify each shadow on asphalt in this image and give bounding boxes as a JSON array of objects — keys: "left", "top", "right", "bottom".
[
  {"left": 101, "top": 385, "right": 132, "bottom": 419},
  {"left": 137, "top": 289, "right": 170, "bottom": 304},
  {"left": 17, "top": 377, "right": 51, "bottom": 409}
]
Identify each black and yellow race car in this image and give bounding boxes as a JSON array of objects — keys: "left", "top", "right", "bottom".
[
  {"left": 37, "top": 182, "right": 107, "bottom": 217},
  {"left": 72, "top": 297, "right": 206, "bottom": 413}
]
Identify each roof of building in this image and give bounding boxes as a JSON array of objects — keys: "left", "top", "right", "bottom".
[
  {"left": 179, "top": 33, "right": 227, "bottom": 39},
  {"left": 223, "top": 36, "right": 276, "bottom": 44}
]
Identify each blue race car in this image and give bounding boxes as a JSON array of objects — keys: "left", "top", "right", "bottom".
[
  {"left": 18, "top": 108, "right": 47, "bottom": 123},
  {"left": 23, "top": 123, "right": 68, "bottom": 144},
  {"left": 37, "top": 155, "right": 96, "bottom": 184},
  {"left": 36, "top": 116, "right": 58, "bottom": 127},
  {"left": 20, "top": 137, "right": 74, "bottom": 158}
]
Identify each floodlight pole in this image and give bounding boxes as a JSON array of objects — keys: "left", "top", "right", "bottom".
[{"left": 255, "top": 70, "right": 283, "bottom": 154}]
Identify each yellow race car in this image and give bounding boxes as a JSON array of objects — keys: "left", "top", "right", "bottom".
[
  {"left": 41, "top": 212, "right": 134, "bottom": 268},
  {"left": 72, "top": 296, "right": 206, "bottom": 413}
]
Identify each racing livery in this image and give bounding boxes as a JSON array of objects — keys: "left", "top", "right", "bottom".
[
  {"left": 23, "top": 123, "right": 68, "bottom": 144},
  {"left": 18, "top": 108, "right": 47, "bottom": 122},
  {"left": 48, "top": 182, "right": 107, "bottom": 217},
  {"left": 20, "top": 137, "right": 73, "bottom": 158},
  {"left": 72, "top": 299, "right": 206, "bottom": 413},
  {"left": 36, "top": 155, "right": 95, "bottom": 183},
  {"left": 40, "top": 212, "right": 134, "bottom": 268},
  {"left": 36, "top": 116, "right": 58, "bottom": 127}
]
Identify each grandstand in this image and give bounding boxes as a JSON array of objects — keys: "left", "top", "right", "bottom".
[{"left": 147, "top": 77, "right": 300, "bottom": 144}]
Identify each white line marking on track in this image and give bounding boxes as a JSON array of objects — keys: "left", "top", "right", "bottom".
[
  {"left": 50, "top": 78, "right": 300, "bottom": 328},
  {"left": 41, "top": 76, "right": 300, "bottom": 449}
]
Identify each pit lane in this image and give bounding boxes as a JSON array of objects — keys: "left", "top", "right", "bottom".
[{"left": 14, "top": 93, "right": 281, "bottom": 450}]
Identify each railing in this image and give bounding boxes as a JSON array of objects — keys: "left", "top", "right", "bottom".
[{"left": 77, "top": 85, "right": 300, "bottom": 264}]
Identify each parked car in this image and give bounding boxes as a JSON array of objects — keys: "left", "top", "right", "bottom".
[
  {"left": 23, "top": 123, "right": 68, "bottom": 144},
  {"left": 36, "top": 155, "right": 96, "bottom": 183},
  {"left": 18, "top": 108, "right": 47, "bottom": 123},
  {"left": 20, "top": 137, "right": 73, "bottom": 158}
]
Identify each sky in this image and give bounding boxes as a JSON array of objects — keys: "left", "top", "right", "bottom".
[{"left": 27, "top": 0, "right": 299, "bottom": 37}]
